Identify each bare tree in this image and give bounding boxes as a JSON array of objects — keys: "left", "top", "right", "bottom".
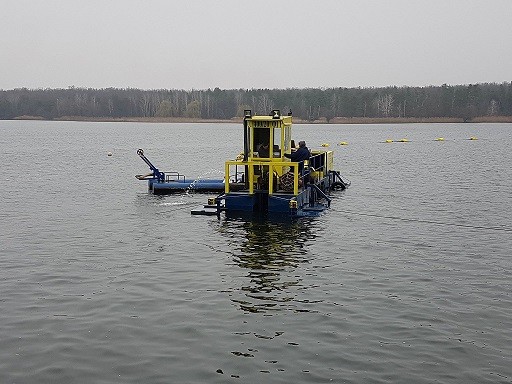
[
  {"left": 377, "top": 94, "right": 394, "bottom": 117},
  {"left": 488, "top": 99, "right": 499, "bottom": 115},
  {"left": 258, "top": 94, "right": 272, "bottom": 114}
]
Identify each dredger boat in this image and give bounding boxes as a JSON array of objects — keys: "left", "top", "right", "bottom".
[
  {"left": 193, "top": 110, "right": 349, "bottom": 217},
  {"left": 136, "top": 110, "right": 348, "bottom": 217}
]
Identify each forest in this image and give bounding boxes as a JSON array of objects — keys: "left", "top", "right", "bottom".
[{"left": 1, "top": 82, "right": 511, "bottom": 122}]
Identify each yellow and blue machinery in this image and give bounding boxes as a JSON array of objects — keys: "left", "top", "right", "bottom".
[
  {"left": 135, "top": 148, "right": 231, "bottom": 194},
  {"left": 136, "top": 109, "right": 349, "bottom": 216},
  {"left": 195, "top": 110, "right": 348, "bottom": 217}
]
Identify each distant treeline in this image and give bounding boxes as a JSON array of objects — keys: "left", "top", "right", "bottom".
[{"left": 1, "top": 82, "right": 511, "bottom": 122}]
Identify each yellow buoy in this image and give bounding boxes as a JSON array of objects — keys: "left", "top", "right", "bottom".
[
  {"left": 435, "top": 137, "right": 445, "bottom": 141},
  {"left": 338, "top": 141, "right": 348, "bottom": 146},
  {"left": 321, "top": 143, "right": 329, "bottom": 147},
  {"left": 385, "top": 139, "right": 393, "bottom": 143},
  {"left": 469, "top": 136, "right": 478, "bottom": 140}
]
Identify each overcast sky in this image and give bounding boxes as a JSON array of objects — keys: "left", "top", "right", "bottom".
[{"left": 1, "top": 0, "right": 511, "bottom": 90}]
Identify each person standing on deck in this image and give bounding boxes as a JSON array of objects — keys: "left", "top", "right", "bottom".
[{"left": 284, "top": 140, "right": 310, "bottom": 172}]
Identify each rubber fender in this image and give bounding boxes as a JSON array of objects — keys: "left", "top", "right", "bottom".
[{"left": 331, "top": 181, "right": 346, "bottom": 191}]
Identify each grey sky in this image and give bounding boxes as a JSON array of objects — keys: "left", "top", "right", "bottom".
[{"left": 2, "top": 0, "right": 511, "bottom": 90}]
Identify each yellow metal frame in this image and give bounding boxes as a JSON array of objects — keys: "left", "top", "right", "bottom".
[
  {"left": 225, "top": 111, "right": 335, "bottom": 199},
  {"left": 225, "top": 160, "right": 300, "bottom": 195}
]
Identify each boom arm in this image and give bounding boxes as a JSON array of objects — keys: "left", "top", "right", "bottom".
[{"left": 136, "top": 149, "right": 165, "bottom": 182}]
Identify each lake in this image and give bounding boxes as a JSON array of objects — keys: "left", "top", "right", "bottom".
[{"left": 1, "top": 120, "right": 511, "bottom": 383}]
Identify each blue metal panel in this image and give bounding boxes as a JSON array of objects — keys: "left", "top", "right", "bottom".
[
  {"left": 268, "top": 195, "right": 293, "bottom": 213},
  {"left": 224, "top": 193, "right": 256, "bottom": 211}
]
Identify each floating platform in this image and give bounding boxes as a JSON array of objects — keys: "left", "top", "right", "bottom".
[
  {"left": 148, "top": 178, "right": 224, "bottom": 194},
  {"left": 138, "top": 177, "right": 246, "bottom": 195},
  {"left": 135, "top": 149, "right": 244, "bottom": 195},
  {"left": 190, "top": 204, "right": 224, "bottom": 216}
]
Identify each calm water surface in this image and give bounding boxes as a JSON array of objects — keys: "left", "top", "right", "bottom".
[{"left": 1, "top": 120, "right": 511, "bottom": 383}]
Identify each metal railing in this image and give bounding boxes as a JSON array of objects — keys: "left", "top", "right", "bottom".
[
  {"left": 164, "top": 171, "right": 186, "bottom": 183},
  {"left": 225, "top": 160, "right": 302, "bottom": 195}
]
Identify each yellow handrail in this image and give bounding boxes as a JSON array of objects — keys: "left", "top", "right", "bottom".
[{"left": 225, "top": 160, "right": 300, "bottom": 195}]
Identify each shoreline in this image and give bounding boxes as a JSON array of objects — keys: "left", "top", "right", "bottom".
[{"left": 8, "top": 115, "right": 512, "bottom": 124}]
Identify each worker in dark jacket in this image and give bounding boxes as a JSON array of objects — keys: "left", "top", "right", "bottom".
[{"left": 284, "top": 140, "right": 310, "bottom": 172}]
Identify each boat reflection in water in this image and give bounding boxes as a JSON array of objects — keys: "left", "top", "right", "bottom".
[{"left": 217, "top": 215, "right": 317, "bottom": 313}]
